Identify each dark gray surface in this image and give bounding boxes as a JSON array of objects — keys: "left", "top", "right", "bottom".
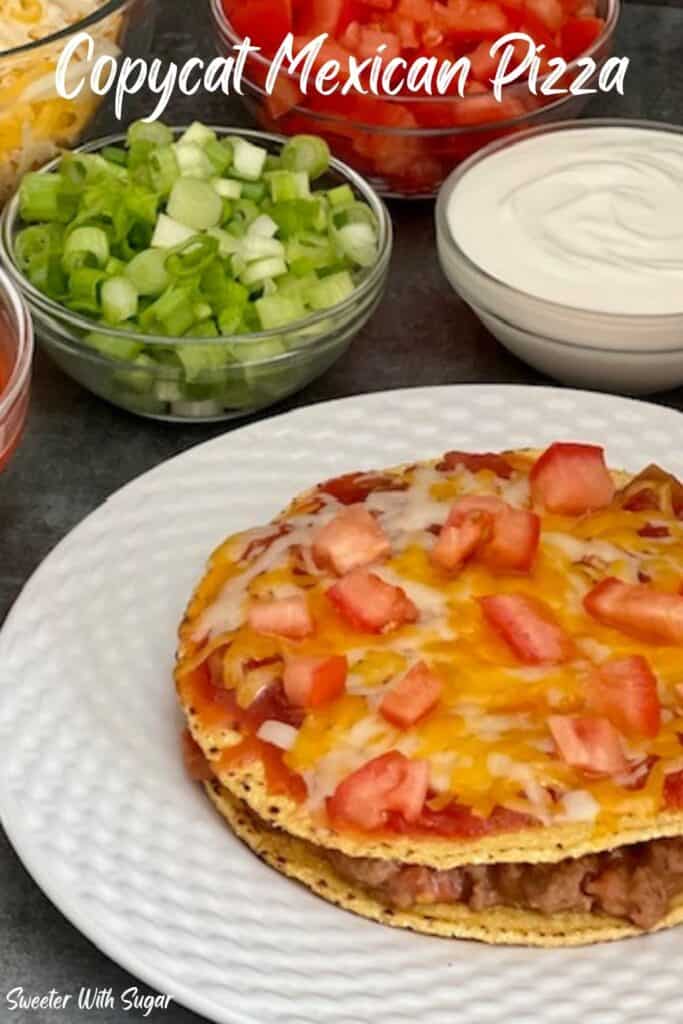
[{"left": 2, "top": 2, "right": 683, "bottom": 1021}]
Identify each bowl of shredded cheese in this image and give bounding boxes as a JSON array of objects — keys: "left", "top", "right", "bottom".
[{"left": 0, "top": 0, "right": 155, "bottom": 206}]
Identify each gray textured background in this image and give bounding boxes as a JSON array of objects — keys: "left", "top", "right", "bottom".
[{"left": 2, "top": 1, "right": 683, "bottom": 1021}]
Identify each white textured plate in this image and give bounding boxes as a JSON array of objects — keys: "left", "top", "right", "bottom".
[{"left": 3, "top": 385, "right": 683, "bottom": 1024}]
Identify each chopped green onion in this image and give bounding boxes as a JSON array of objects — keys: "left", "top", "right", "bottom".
[
  {"left": 212, "top": 177, "right": 242, "bottom": 200},
  {"left": 149, "top": 146, "right": 180, "bottom": 197},
  {"left": 240, "top": 256, "right": 288, "bottom": 287},
  {"left": 179, "top": 122, "right": 217, "bottom": 148},
  {"left": 19, "top": 173, "right": 74, "bottom": 223},
  {"left": 174, "top": 143, "right": 213, "bottom": 180},
  {"left": 167, "top": 178, "right": 222, "bottom": 231},
  {"left": 166, "top": 236, "right": 219, "bottom": 279},
  {"left": 327, "top": 183, "right": 354, "bottom": 208},
  {"left": 127, "top": 120, "right": 173, "bottom": 147},
  {"left": 335, "top": 222, "right": 378, "bottom": 268},
  {"left": 102, "top": 146, "right": 128, "bottom": 167},
  {"left": 230, "top": 137, "right": 268, "bottom": 181},
  {"left": 204, "top": 138, "right": 233, "bottom": 175},
  {"left": 307, "top": 270, "right": 355, "bottom": 310},
  {"left": 151, "top": 214, "right": 197, "bottom": 249},
  {"left": 248, "top": 214, "right": 278, "bottom": 239},
  {"left": 281, "top": 135, "right": 330, "bottom": 180},
  {"left": 85, "top": 332, "right": 142, "bottom": 361},
  {"left": 124, "top": 249, "right": 170, "bottom": 297},
  {"left": 101, "top": 276, "right": 139, "bottom": 324},
  {"left": 266, "top": 170, "right": 310, "bottom": 203},
  {"left": 63, "top": 226, "right": 110, "bottom": 272},
  {"left": 255, "top": 293, "right": 307, "bottom": 329}
]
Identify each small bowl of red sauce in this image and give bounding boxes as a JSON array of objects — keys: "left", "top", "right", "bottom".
[{"left": 0, "top": 267, "right": 33, "bottom": 472}]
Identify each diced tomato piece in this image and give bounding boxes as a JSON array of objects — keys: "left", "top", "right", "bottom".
[
  {"left": 225, "top": 0, "right": 293, "bottom": 53},
  {"left": 379, "top": 661, "right": 443, "bottom": 728},
  {"left": 318, "top": 471, "right": 406, "bottom": 505},
  {"left": 524, "top": 0, "right": 564, "bottom": 30},
  {"left": 430, "top": 513, "right": 490, "bottom": 572},
  {"left": 467, "top": 40, "right": 500, "bottom": 83},
  {"left": 294, "top": 0, "right": 359, "bottom": 35},
  {"left": 549, "top": 715, "right": 627, "bottom": 774},
  {"left": 283, "top": 655, "right": 348, "bottom": 708},
  {"left": 437, "top": 450, "right": 514, "bottom": 478},
  {"left": 313, "top": 506, "right": 391, "bottom": 576},
  {"left": 480, "top": 593, "right": 572, "bottom": 664},
  {"left": 585, "top": 655, "right": 661, "bottom": 739},
  {"left": 397, "top": 0, "right": 435, "bottom": 22},
  {"left": 434, "top": 0, "right": 509, "bottom": 39},
  {"left": 530, "top": 442, "right": 615, "bottom": 515},
  {"left": 182, "top": 730, "right": 214, "bottom": 782},
  {"left": 356, "top": 27, "right": 402, "bottom": 60},
  {"left": 584, "top": 578, "right": 683, "bottom": 645},
  {"left": 327, "top": 570, "right": 418, "bottom": 633},
  {"left": 560, "top": 16, "right": 605, "bottom": 61},
  {"left": 664, "top": 770, "right": 683, "bottom": 809},
  {"left": 448, "top": 496, "right": 540, "bottom": 573},
  {"left": 248, "top": 595, "right": 314, "bottom": 640},
  {"left": 327, "top": 751, "right": 430, "bottom": 830}
]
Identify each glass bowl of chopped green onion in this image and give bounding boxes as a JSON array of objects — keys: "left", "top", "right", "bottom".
[{"left": 0, "top": 121, "right": 392, "bottom": 422}]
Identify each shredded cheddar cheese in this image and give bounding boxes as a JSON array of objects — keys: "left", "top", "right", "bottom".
[{"left": 179, "top": 451, "right": 683, "bottom": 832}]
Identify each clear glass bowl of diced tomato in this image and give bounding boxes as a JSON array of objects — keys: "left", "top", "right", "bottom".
[
  {"left": 211, "top": 0, "right": 619, "bottom": 198},
  {"left": 0, "top": 267, "right": 33, "bottom": 472}
]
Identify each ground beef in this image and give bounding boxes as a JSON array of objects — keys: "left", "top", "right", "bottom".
[{"left": 326, "top": 837, "right": 683, "bottom": 929}]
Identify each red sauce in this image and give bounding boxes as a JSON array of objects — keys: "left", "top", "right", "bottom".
[
  {"left": 638, "top": 523, "right": 670, "bottom": 539},
  {"left": 437, "top": 451, "right": 514, "bottom": 479},
  {"left": 219, "top": 736, "right": 307, "bottom": 802},
  {"left": 319, "top": 471, "right": 408, "bottom": 505},
  {"left": 664, "top": 770, "right": 683, "bottom": 809},
  {"left": 393, "top": 802, "right": 536, "bottom": 839},
  {"left": 182, "top": 729, "right": 215, "bottom": 782},
  {"left": 182, "top": 665, "right": 307, "bottom": 802},
  {"left": 623, "top": 488, "right": 660, "bottom": 513}
]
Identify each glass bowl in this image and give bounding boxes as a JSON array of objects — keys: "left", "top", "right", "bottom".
[
  {"left": 0, "top": 0, "right": 157, "bottom": 207},
  {"left": 436, "top": 119, "right": 683, "bottom": 395},
  {"left": 210, "top": 0, "right": 620, "bottom": 199},
  {"left": 0, "top": 266, "right": 33, "bottom": 471},
  {"left": 0, "top": 128, "right": 392, "bottom": 423}
]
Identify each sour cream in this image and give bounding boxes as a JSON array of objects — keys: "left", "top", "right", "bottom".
[{"left": 446, "top": 125, "right": 683, "bottom": 316}]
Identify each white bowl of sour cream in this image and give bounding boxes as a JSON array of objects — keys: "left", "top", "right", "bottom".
[{"left": 436, "top": 120, "right": 683, "bottom": 394}]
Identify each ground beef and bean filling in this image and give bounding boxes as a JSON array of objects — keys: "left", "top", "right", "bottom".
[{"left": 326, "top": 836, "right": 683, "bottom": 929}]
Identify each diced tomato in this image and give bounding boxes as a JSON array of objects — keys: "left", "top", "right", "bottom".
[
  {"left": 182, "top": 730, "right": 214, "bottom": 782},
  {"left": 584, "top": 578, "right": 683, "bottom": 646},
  {"left": 327, "top": 570, "right": 418, "bottom": 632},
  {"left": 549, "top": 715, "right": 627, "bottom": 774},
  {"left": 327, "top": 751, "right": 430, "bottom": 830},
  {"left": 225, "top": 0, "right": 293, "bottom": 53},
  {"left": 448, "top": 496, "right": 540, "bottom": 573},
  {"left": 357, "top": 27, "right": 402, "bottom": 60},
  {"left": 467, "top": 40, "right": 500, "bottom": 83},
  {"left": 379, "top": 661, "right": 443, "bottom": 728},
  {"left": 430, "top": 513, "right": 490, "bottom": 572},
  {"left": 530, "top": 442, "right": 615, "bottom": 515},
  {"left": 283, "top": 655, "right": 348, "bottom": 708},
  {"left": 585, "top": 655, "right": 661, "bottom": 739},
  {"left": 318, "top": 471, "right": 406, "bottom": 505},
  {"left": 524, "top": 0, "right": 564, "bottom": 30},
  {"left": 295, "top": 0, "right": 360, "bottom": 34},
  {"left": 480, "top": 593, "right": 572, "bottom": 664},
  {"left": 313, "top": 506, "right": 391, "bottom": 575},
  {"left": 437, "top": 450, "right": 514, "bottom": 478},
  {"left": 434, "top": 0, "right": 509, "bottom": 39},
  {"left": 560, "top": 16, "right": 604, "bottom": 61},
  {"left": 664, "top": 770, "right": 683, "bottom": 809},
  {"left": 248, "top": 595, "right": 314, "bottom": 640}
]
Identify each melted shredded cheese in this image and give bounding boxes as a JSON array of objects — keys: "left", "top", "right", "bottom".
[{"left": 186, "top": 453, "right": 683, "bottom": 827}]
